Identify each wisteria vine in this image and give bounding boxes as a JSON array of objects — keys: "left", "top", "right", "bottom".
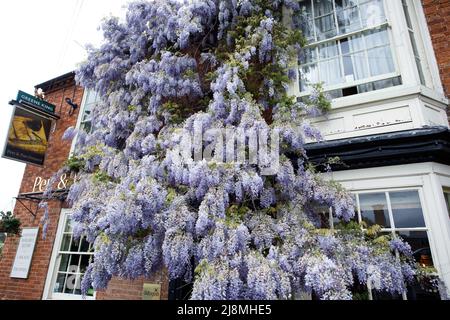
[{"left": 48, "top": 0, "right": 444, "bottom": 300}]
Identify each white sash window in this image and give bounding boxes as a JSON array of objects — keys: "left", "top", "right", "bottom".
[
  {"left": 43, "top": 209, "right": 95, "bottom": 300},
  {"left": 297, "top": 0, "right": 401, "bottom": 97}
]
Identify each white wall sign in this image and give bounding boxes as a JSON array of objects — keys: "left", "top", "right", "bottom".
[{"left": 10, "top": 227, "right": 39, "bottom": 279}]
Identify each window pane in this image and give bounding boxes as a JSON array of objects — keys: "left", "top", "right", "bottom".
[
  {"left": 60, "top": 234, "right": 72, "bottom": 252},
  {"left": 365, "top": 27, "right": 389, "bottom": 48},
  {"left": 372, "top": 291, "right": 403, "bottom": 300},
  {"left": 444, "top": 191, "right": 450, "bottom": 218},
  {"left": 64, "top": 216, "right": 72, "bottom": 232},
  {"left": 53, "top": 273, "right": 67, "bottom": 293},
  {"left": 300, "top": 63, "right": 319, "bottom": 91},
  {"left": 81, "top": 121, "right": 92, "bottom": 134},
  {"left": 70, "top": 237, "right": 81, "bottom": 253},
  {"left": 299, "top": 2, "right": 315, "bottom": 41},
  {"left": 84, "top": 90, "right": 98, "bottom": 106},
  {"left": 390, "top": 191, "right": 425, "bottom": 228},
  {"left": 343, "top": 53, "right": 368, "bottom": 81},
  {"left": 82, "top": 109, "right": 91, "bottom": 123},
  {"left": 0, "top": 233, "right": 6, "bottom": 246},
  {"left": 367, "top": 46, "right": 394, "bottom": 76},
  {"left": 415, "top": 58, "right": 426, "bottom": 86},
  {"left": 300, "top": 47, "right": 318, "bottom": 65},
  {"left": 319, "top": 41, "right": 339, "bottom": 59},
  {"left": 58, "top": 254, "right": 71, "bottom": 272},
  {"left": 319, "top": 58, "right": 343, "bottom": 85},
  {"left": 314, "top": 0, "right": 334, "bottom": 17},
  {"left": 398, "top": 231, "right": 433, "bottom": 267},
  {"left": 347, "top": 34, "right": 365, "bottom": 52},
  {"left": 359, "top": 193, "right": 391, "bottom": 228},
  {"left": 408, "top": 32, "right": 420, "bottom": 58},
  {"left": 74, "top": 274, "right": 82, "bottom": 295},
  {"left": 360, "top": 0, "right": 386, "bottom": 27},
  {"left": 357, "top": 76, "right": 402, "bottom": 93},
  {"left": 315, "top": 13, "right": 337, "bottom": 40},
  {"left": 64, "top": 273, "right": 77, "bottom": 294},
  {"left": 336, "top": 2, "right": 361, "bottom": 34},
  {"left": 80, "top": 254, "right": 92, "bottom": 274},
  {"left": 80, "top": 237, "right": 90, "bottom": 253},
  {"left": 402, "top": 0, "right": 413, "bottom": 29},
  {"left": 68, "top": 254, "right": 81, "bottom": 273}
]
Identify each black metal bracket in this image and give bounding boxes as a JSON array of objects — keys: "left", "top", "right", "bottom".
[
  {"left": 14, "top": 189, "right": 69, "bottom": 219},
  {"left": 14, "top": 198, "right": 39, "bottom": 219}
]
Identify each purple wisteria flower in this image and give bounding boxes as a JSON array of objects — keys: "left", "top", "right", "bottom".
[{"left": 56, "top": 0, "right": 438, "bottom": 300}]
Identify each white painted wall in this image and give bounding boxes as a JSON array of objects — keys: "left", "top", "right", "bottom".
[{"left": 309, "top": 89, "right": 448, "bottom": 141}]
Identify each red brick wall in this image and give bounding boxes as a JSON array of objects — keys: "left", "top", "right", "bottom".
[
  {"left": 96, "top": 269, "right": 169, "bottom": 300},
  {"left": 422, "top": 0, "right": 450, "bottom": 101},
  {"left": 0, "top": 78, "right": 170, "bottom": 300},
  {"left": 0, "top": 81, "right": 84, "bottom": 300}
]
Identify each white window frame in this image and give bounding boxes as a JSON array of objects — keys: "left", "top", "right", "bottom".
[
  {"left": 69, "top": 89, "right": 98, "bottom": 157},
  {"left": 328, "top": 162, "right": 450, "bottom": 298},
  {"left": 411, "top": 0, "right": 446, "bottom": 95},
  {"left": 328, "top": 186, "right": 436, "bottom": 299},
  {"left": 353, "top": 187, "right": 429, "bottom": 233},
  {"left": 401, "top": 0, "right": 430, "bottom": 87},
  {"left": 42, "top": 209, "right": 95, "bottom": 300},
  {"left": 296, "top": 0, "right": 401, "bottom": 97},
  {"left": 289, "top": 0, "right": 447, "bottom": 107}
]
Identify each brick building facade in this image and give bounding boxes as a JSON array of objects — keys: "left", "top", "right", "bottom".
[
  {"left": 0, "top": 73, "right": 83, "bottom": 299},
  {"left": 422, "top": 0, "right": 450, "bottom": 117},
  {"left": 0, "top": 0, "right": 449, "bottom": 300},
  {"left": 0, "top": 73, "right": 169, "bottom": 300}
]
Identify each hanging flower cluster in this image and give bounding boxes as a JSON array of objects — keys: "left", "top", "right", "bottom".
[{"left": 52, "top": 0, "right": 443, "bottom": 300}]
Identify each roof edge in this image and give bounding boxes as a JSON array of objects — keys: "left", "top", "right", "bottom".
[{"left": 34, "top": 71, "right": 76, "bottom": 93}]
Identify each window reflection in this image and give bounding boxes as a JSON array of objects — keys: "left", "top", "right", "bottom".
[
  {"left": 360, "top": 0, "right": 386, "bottom": 27},
  {"left": 390, "top": 191, "right": 426, "bottom": 228},
  {"left": 336, "top": 0, "right": 360, "bottom": 34},
  {"left": 398, "top": 231, "right": 433, "bottom": 267},
  {"left": 359, "top": 193, "right": 391, "bottom": 227}
]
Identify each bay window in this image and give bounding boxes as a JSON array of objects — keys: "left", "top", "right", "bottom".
[
  {"left": 356, "top": 189, "right": 438, "bottom": 299},
  {"left": 357, "top": 190, "right": 432, "bottom": 267},
  {"left": 297, "top": 0, "right": 404, "bottom": 98},
  {"left": 322, "top": 188, "right": 441, "bottom": 299}
]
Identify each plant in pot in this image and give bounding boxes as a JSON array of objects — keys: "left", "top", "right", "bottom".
[{"left": 0, "top": 211, "right": 21, "bottom": 235}]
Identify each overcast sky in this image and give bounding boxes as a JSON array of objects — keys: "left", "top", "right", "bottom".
[{"left": 0, "top": 0, "right": 129, "bottom": 211}]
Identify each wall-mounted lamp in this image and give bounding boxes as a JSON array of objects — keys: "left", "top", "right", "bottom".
[{"left": 65, "top": 98, "right": 78, "bottom": 116}]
